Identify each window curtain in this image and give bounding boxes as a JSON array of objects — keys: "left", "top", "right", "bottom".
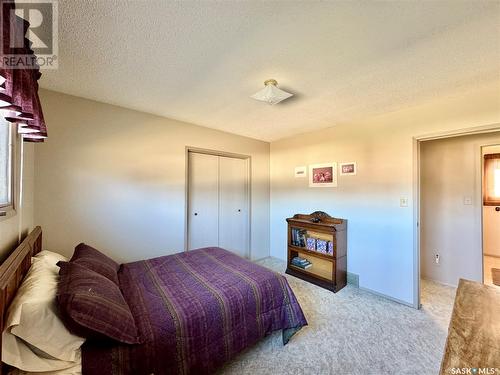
[
  {"left": 0, "top": 0, "right": 47, "bottom": 142},
  {"left": 484, "top": 153, "right": 500, "bottom": 206}
]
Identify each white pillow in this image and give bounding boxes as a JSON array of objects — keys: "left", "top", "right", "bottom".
[
  {"left": 2, "top": 334, "right": 81, "bottom": 373},
  {"left": 7, "top": 361, "right": 81, "bottom": 375},
  {"left": 32, "top": 250, "right": 69, "bottom": 273},
  {"left": 2, "top": 251, "right": 85, "bottom": 372}
]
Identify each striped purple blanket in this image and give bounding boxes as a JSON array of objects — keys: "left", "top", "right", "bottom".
[{"left": 82, "top": 247, "right": 307, "bottom": 375}]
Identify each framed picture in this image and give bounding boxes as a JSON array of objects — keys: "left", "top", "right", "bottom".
[
  {"left": 294, "top": 166, "right": 307, "bottom": 178},
  {"left": 309, "top": 163, "right": 337, "bottom": 187},
  {"left": 340, "top": 162, "right": 357, "bottom": 176}
]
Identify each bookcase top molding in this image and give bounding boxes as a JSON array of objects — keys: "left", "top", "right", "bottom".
[{"left": 287, "top": 211, "right": 346, "bottom": 229}]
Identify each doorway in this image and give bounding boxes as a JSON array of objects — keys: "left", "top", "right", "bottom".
[
  {"left": 416, "top": 129, "right": 500, "bottom": 307},
  {"left": 186, "top": 149, "right": 250, "bottom": 258},
  {"left": 482, "top": 145, "right": 500, "bottom": 286}
]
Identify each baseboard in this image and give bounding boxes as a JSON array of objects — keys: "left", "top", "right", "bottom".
[
  {"left": 347, "top": 272, "right": 359, "bottom": 287},
  {"left": 346, "top": 272, "right": 413, "bottom": 308},
  {"left": 359, "top": 286, "right": 415, "bottom": 308},
  {"left": 421, "top": 277, "right": 458, "bottom": 288}
]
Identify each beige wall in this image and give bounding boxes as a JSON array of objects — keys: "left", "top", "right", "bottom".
[
  {"left": 270, "top": 82, "right": 500, "bottom": 305},
  {"left": 36, "top": 90, "right": 270, "bottom": 262},
  {"left": 421, "top": 133, "right": 500, "bottom": 287},
  {"left": 483, "top": 145, "right": 500, "bottom": 258},
  {"left": 0, "top": 140, "right": 35, "bottom": 261}
]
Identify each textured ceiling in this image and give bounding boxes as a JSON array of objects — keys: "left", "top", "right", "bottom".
[{"left": 40, "top": 1, "right": 500, "bottom": 141}]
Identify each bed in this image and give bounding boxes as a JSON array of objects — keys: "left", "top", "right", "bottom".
[
  {"left": 0, "top": 227, "right": 307, "bottom": 374},
  {"left": 0, "top": 227, "right": 43, "bottom": 375}
]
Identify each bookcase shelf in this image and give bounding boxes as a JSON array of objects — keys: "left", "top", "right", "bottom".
[
  {"left": 286, "top": 211, "right": 347, "bottom": 293},
  {"left": 288, "top": 264, "right": 332, "bottom": 282},
  {"left": 288, "top": 245, "right": 334, "bottom": 261}
]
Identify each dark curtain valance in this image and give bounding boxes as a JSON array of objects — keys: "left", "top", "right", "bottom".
[{"left": 0, "top": 0, "right": 47, "bottom": 142}]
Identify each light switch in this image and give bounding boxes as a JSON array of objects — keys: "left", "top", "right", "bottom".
[
  {"left": 463, "top": 197, "right": 472, "bottom": 205},
  {"left": 400, "top": 197, "right": 408, "bottom": 207}
]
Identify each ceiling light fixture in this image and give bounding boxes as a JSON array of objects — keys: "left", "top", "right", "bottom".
[{"left": 251, "top": 79, "right": 293, "bottom": 105}]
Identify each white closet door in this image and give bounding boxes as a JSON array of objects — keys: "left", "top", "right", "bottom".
[
  {"left": 218, "top": 156, "right": 249, "bottom": 258},
  {"left": 187, "top": 152, "right": 219, "bottom": 250}
]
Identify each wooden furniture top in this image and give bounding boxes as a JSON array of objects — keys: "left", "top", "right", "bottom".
[
  {"left": 492, "top": 268, "right": 500, "bottom": 286},
  {"left": 440, "top": 279, "right": 500, "bottom": 374},
  {"left": 0, "top": 226, "right": 42, "bottom": 374},
  {"left": 286, "top": 211, "right": 346, "bottom": 231}
]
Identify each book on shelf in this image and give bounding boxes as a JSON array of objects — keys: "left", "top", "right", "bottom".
[
  {"left": 292, "top": 256, "right": 308, "bottom": 264},
  {"left": 306, "top": 237, "right": 316, "bottom": 251},
  {"left": 291, "top": 228, "right": 307, "bottom": 247},
  {"left": 298, "top": 230, "right": 306, "bottom": 247},
  {"left": 316, "top": 239, "right": 328, "bottom": 253},
  {"left": 327, "top": 241, "right": 334, "bottom": 255},
  {"left": 291, "top": 257, "right": 312, "bottom": 269},
  {"left": 292, "top": 262, "right": 312, "bottom": 270}
]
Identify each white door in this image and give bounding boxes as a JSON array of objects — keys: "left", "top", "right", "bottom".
[
  {"left": 218, "top": 156, "right": 249, "bottom": 257},
  {"left": 187, "top": 152, "right": 249, "bottom": 257},
  {"left": 187, "top": 152, "right": 219, "bottom": 250}
]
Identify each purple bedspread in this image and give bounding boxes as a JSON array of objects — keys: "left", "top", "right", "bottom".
[{"left": 82, "top": 247, "right": 307, "bottom": 375}]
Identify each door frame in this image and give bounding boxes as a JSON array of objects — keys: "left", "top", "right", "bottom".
[
  {"left": 480, "top": 143, "right": 500, "bottom": 284},
  {"left": 413, "top": 123, "right": 500, "bottom": 308},
  {"left": 184, "top": 147, "right": 252, "bottom": 258}
]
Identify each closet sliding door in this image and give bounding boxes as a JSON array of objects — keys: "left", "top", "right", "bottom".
[
  {"left": 187, "top": 152, "right": 219, "bottom": 250},
  {"left": 187, "top": 151, "right": 250, "bottom": 258},
  {"left": 218, "top": 156, "right": 249, "bottom": 258}
]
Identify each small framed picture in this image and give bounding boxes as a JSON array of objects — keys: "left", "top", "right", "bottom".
[
  {"left": 309, "top": 163, "right": 337, "bottom": 187},
  {"left": 340, "top": 162, "right": 357, "bottom": 176},
  {"left": 294, "top": 166, "right": 307, "bottom": 178}
]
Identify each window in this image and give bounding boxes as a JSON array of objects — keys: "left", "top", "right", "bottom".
[
  {"left": 0, "top": 119, "right": 14, "bottom": 211},
  {"left": 495, "top": 168, "right": 500, "bottom": 198},
  {"left": 484, "top": 153, "right": 500, "bottom": 206}
]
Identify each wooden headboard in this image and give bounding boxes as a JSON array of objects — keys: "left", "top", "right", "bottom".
[{"left": 0, "top": 226, "right": 42, "bottom": 373}]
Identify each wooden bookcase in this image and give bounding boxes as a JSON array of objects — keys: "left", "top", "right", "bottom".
[{"left": 286, "top": 211, "right": 347, "bottom": 292}]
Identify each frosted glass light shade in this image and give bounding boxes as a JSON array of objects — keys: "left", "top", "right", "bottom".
[{"left": 251, "top": 80, "right": 293, "bottom": 105}]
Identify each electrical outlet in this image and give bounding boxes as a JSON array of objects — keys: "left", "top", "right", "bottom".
[
  {"left": 435, "top": 254, "right": 440, "bottom": 265},
  {"left": 463, "top": 196, "right": 472, "bottom": 205},
  {"left": 400, "top": 197, "right": 408, "bottom": 207}
]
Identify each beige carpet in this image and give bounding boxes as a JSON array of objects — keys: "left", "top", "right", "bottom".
[{"left": 218, "top": 257, "right": 456, "bottom": 375}]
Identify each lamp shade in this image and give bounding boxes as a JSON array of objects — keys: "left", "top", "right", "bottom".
[{"left": 251, "top": 79, "right": 293, "bottom": 105}]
